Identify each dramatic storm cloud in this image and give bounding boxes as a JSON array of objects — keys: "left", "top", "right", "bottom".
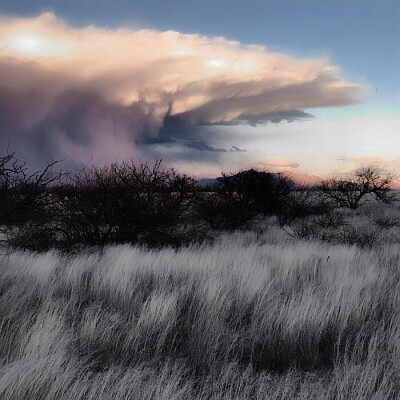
[{"left": 0, "top": 12, "right": 361, "bottom": 169}]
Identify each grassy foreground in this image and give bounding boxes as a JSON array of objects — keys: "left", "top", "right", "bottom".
[{"left": 0, "top": 223, "right": 399, "bottom": 399}]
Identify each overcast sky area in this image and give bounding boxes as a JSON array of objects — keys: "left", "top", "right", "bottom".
[{"left": 0, "top": 0, "right": 399, "bottom": 181}]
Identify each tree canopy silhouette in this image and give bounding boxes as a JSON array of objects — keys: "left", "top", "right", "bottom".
[{"left": 320, "top": 166, "right": 396, "bottom": 210}]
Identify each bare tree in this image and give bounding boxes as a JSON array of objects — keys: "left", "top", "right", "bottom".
[
  {"left": 0, "top": 153, "right": 64, "bottom": 226},
  {"left": 320, "top": 166, "right": 397, "bottom": 210},
  {"left": 0, "top": 153, "right": 66, "bottom": 251},
  {"left": 52, "top": 159, "right": 204, "bottom": 249}
]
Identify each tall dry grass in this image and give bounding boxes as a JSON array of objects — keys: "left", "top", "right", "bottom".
[{"left": 0, "top": 224, "right": 399, "bottom": 399}]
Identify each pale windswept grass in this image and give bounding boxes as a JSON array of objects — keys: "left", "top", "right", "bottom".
[{"left": 0, "top": 230, "right": 399, "bottom": 399}]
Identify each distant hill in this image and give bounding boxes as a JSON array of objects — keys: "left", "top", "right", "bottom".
[
  {"left": 196, "top": 178, "right": 218, "bottom": 188},
  {"left": 197, "top": 171, "right": 322, "bottom": 188}
]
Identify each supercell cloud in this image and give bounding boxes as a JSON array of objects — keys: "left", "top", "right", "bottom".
[{"left": 0, "top": 12, "right": 361, "bottom": 170}]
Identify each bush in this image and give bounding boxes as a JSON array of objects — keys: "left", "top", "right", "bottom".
[
  {"left": 0, "top": 153, "right": 63, "bottom": 227},
  {"left": 196, "top": 192, "right": 255, "bottom": 231},
  {"left": 277, "top": 187, "right": 330, "bottom": 227},
  {"left": 0, "top": 153, "right": 64, "bottom": 250},
  {"left": 372, "top": 216, "right": 399, "bottom": 229},
  {"left": 5, "top": 223, "right": 57, "bottom": 252},
  {"left": 50, "top": 160, "right": 206, "bottom": 250},
  {"left": 218, "top": 169, "right": 295, "bottom": 216},
  {"left": 1, "top": 157, "right": 211, "bottom": 251},
  {"left": 197, "top": 169, "right": 297, "bottom": 232},
  {"left": 335, "top": 225, "right": 383, "bottom": 248}
]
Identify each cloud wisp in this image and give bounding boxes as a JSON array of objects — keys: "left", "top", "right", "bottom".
[
  {"left": 258, "top": 158, "right": 300, "bottom": 171},
  {"left": 0, "top": 12, "right": 362, "bottom": 169}
]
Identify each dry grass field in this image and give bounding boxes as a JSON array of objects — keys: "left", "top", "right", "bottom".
[{"left": 0, "top": 202, "right": 400, "bottom": 399}]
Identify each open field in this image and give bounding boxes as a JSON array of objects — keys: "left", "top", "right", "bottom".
[{"left": 1, "top": 207, "right": 400, "bottom": 399}]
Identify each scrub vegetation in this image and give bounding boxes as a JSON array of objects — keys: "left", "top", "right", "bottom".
[
  {"left": 0, "top": 153, "right": 397, "bottom": 252},
  {"left": 0, "top": 153, "right": 399, "bottom": 399}
]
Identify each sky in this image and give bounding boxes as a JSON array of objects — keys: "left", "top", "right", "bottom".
[{"left": 0, "top": 1, "right": 399, "bottom": 182}]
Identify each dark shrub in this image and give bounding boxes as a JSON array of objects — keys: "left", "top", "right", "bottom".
[
  {"left": 197, "top": 169, "right": 297, "bottom": 232},
  {"left": 0, "top": 153, "right": 64, "bottom": 249},
  {"left": 52, "top": 160, "right": 205, "bottom": 250},
  {"left": 196, "top": 192, "right": 255, "bottom": 231},
  {"left": 217, "top": 169, "right": 295, "bottom": 216},
  {"left": 5, "top": 223, "right": 57, "bottom": 252},
  {"left": 277, "top": 187, "right": 330, "bottom": 227}
]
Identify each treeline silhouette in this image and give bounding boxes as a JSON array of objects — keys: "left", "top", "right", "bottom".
[{"left": 0, "top": 153, "right": 396, "bottom": 251}]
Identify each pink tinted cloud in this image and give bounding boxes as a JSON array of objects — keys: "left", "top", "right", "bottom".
[
  {"left": 330, "top": 157, "right": 400, "bottom": 188},
  {"left": 257, "top": 158, "right": 300, "bottom": 171},
  {"left": 255, "top": 158, "right": 322, "bottom": 186},
  {"left": 0, "top": 12, "right": 363, "bottom": 168}
]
